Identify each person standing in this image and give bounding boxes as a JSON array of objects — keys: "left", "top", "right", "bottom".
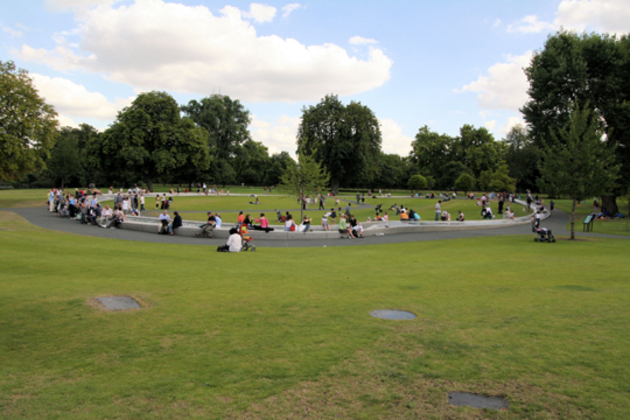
[
  {"left": 435, "top": 200, "right": 441, "bottom": 221},
  {"left": 140, "top": 195, "right": 145, "bottom": 211},
  {"left": 319, "top": 195, "right": 325, "bottom": 210}
]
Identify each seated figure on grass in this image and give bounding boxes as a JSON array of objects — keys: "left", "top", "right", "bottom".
[{"left": 217, "top": 228, "right": 242, "bottom": 252}]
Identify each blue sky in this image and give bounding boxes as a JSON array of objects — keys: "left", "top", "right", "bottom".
[{"left": 2, "top": 0, "right": 628, "bottom": 156}]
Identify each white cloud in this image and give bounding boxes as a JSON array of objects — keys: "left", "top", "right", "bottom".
[
  {"left": 57, "top": 113, "right": 80, "bottom": 128},
  {"left": 555, "top": 0, "right": 630, "bottom": 35},
  {"left": 281, "top": 3, "right": 302, "bottom": 18},
  {"left": 31, "top": 73, "right": 133, "bottom": 120},
  {"left": 249, "top": 115, "right": 300, "bottom": 155},
  {"left": 507, "top": 15, "right": 555, "bottom": 34},
  {"left": 484, "top": 120, "right": 497, "bottom": 130},
  {"left": 3, "top": 27, "right": 23, "bottom": 37},
  {"left": 459, "top": 51, "right": 533, "bottom": 113},
  {"left": 379, "top": 119, "right": 413, "bottom": 156},
  {"left": 498, "top": 116, "right": 525, "bottom": 137},
  {"left": 506, "top": 0, "right": 630, "bottom": 36},
  {"left": 18, "top": 0, "right": 392, "bottom": 103},
  {"left": 349, "top": 36, "right": 378, "bottom": 45},
  {"left": 243, "top": 3, "right": 277, "bottom": 23}
]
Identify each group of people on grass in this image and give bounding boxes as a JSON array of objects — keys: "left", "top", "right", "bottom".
[{"left": 48, "top": 188, "right": 129, "bottom": 229}]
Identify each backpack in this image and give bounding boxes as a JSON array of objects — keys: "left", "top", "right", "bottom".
[{"left": 290, "top": 223, "right": 296, "bottom": 232}]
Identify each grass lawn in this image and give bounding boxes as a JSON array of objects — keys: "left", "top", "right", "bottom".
[
  {"left": 137, "top": 196, "right": 529, "bottom": 224},
  {"left": 550, "top": 198, "right": 630, "bottom": 237},
  {"left": 0, "top": 189, "right": 49, "bottom": 208},
  {"left": 1, "top": 203, "right": 630, "bottom": 419}
]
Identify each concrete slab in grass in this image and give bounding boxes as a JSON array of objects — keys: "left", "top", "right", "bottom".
[
  {"left": 97, "top": 296, "right": 141, "bottom": 310},
  {"left": 448, "top": 391, "right": 508, "bottom": 410}
]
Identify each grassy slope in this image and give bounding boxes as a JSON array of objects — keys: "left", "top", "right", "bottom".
[{"left": 1, "top": 209, "right": 629, "bottom": 419}]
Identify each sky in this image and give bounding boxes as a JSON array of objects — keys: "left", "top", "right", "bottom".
[{"left": 2, "top": 0, "right": 630, "bottom": 157}]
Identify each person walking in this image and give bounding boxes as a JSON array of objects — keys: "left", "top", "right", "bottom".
[{"left": 435, "top": 200, "right": 441, "bottom": 221}]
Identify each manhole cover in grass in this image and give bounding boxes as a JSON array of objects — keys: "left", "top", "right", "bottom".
[
  {"left": 448, "top": 392, "right": 508, "bottom": 410},
  {"left": 97, "top": 296, "right": 141, "bottom": 310},
  {"left": 370, "top": 310, "right": 416, "bottom": 320}
]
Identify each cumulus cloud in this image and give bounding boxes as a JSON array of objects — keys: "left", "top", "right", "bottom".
[
  {"left": 249, "top": 115, "right": 300, "bottom": 155},
  {"left": 458, "top": 51, "right": 533, "bottom": 112},
  {"left": 379, "top": 119, "right": 413, "bottom": 156},
  {"left": 31, "top": 73, "right": 133, "bottom": 120},
  {"left": 243, "top": 3, "right": 277, "bottom": 23},
  {"left": 555, "top": 0, "right": 630, "bottom": 34},
  {"left": 507, "top": 0, "right": 630, "bottom": 36},
  {"left": 281, "top": 3, "right": 302, "bottom": 18},
  {"left": 349, "top": 36, "right": 378, "bottom": 45},
  {"left": 56, "top": 113, "right": 80, "bottom": 128},
  {"left": 507, "top": 15, "right": 555, "bottom": 34},
  {"left": 18, "top": 0, "right": 391, "bottom": 103},
  {"left": 498, "top": 116, "right": 526, "bottom": 137}
]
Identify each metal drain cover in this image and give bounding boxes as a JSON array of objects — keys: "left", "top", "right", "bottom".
[
  {"left": 370, "top": 310, "right": 416, "bottom": 320},
  {"left": 448, "top": 392, "right": 508, "bottom": 410},
  {"left": 97, "top": 296, "right": 141, "bottom": 310}
]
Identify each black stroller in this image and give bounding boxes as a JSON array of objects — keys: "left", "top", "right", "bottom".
[{"left": 532, "top": 218, "right": 556, "bottom": 243}]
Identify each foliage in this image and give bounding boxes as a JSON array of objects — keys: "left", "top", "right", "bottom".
[
  {"left": 97, "top": 91, "right": 211, "bottom": 190},
  {"left": 488, "top": 161, "right": 516, "bottom": 192},
  {"left": 46, "top": 129, "right": 82, "bottom": 188},
  {"left": 453, "top": 172, "right": 475, "bottom": 193},
  {"left": 539, "top": 105, "right": 620, "bottom": 239},
  {"left": 297, "top": 95, "right": 381, "bottom": 193},
  {"left": 407, "top": 174, "right": 427, "bottom": 193},
  {"left": 0, "top": 61, "right": 58, "bottom": 181},
  {"left": 279, "top": 153, "right": 330, "bottom": 218},
  {"left": 265, "top": 152, "right": 294, "bottom": 186},
  {"left": 504, "top": 125, "right": 540, "bottom": 192},
  {"left": 233, "top": 139, "right": 270, "bottom": 186},
  {"left": 523, "top": 31, "right": 630, "bottom": 212}
]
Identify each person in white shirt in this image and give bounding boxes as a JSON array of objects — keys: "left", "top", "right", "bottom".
[
  {"left": 218, "top": 228, "right": 242, "bottom": 252},
  {"left": 214, "top": 213, "right": 222, "bottom": 228},
  {"left": 158, "top": 210, "right": 170, "bottom": 234}
]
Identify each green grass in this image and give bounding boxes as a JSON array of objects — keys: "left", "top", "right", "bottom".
[
  {"left": 0, "top": 189, "right": 49, "bottom": 208},
  {"left": 551, "top": 198, "right": 630, "bottom": 236},
  {"left": 135, "top": 196, "right": 528, "bottom": 224},
  {"left": 1, "top": 208, "right": 630, "bottom": 419}
]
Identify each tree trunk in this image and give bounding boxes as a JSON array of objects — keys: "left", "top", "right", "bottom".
[
  {"left": 601, "top": 195, "right": 618, "bottom": 215},
  {"left": 570, "top": 198, "right": 576, "bottom": 240},
  {"left": 331, "top": 180, "right": 340, "bottom": 195},
  {"left": 147, "top": 179, "right": 153, "bottom": 192}
]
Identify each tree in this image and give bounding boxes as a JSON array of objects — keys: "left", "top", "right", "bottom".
[
  {"left": 488, "top": 161, "right": 516, "bottom": 192},
  {"left": 98, "top": 91, "right": 211, "bottom": 191},
  {"left": 265, "top": 152, "right": 294, "bottom": 186},
  {"left": 46, "top": 129, "right": 82, "bottom": 188},
  {"left": 297, "top": 94, "right": 381, "bottom": 193},
  {"left": 454, "top": 173, "right": 475, "bottom": 195},
  {"left": 233, "top": 139, "right": 269, "bottom": 185},
  {"left": 0, "top": 61, "right": 58, "bottom": 181},
  {"left": 408, "top": 174, "right": 427, "bottom": 195},
  {"left": 504, "top": 125, "right": 540, "bottom": 192},
  {"left": 181, "top": 95, "right": 251, "bottom": 183},
  {"left": 410, "top": 126, "right": 455, "bottom": 187},
  {"left": 538, "top": 105, "right": 619, "bottom": 239},
  {"left": 522, "top": 31, "right": 630, "bottom": 214},
  {"left": 279, "top": 154, "right": 330, "bottom": 220},
  {"left": 456, "top": 124, "right": 500, "bottom": 180}
]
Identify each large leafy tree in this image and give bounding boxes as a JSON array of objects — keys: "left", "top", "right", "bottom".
[
  {"left": 46, "top": 128, "right": 82, "bottom": 188},
  {"left": 297, "top": 94, "right": 381, "bottom": 193},
  {"left": 0, "top": 61, "right": 58, "bottom": 181},
  {"left": 522, "top": 31, "right": 630, "bottom": 213},
  {"left": 98, "top": 91, "right": 211, "bottom": 190},
  {"left": 265, "top": 152, "right": 294, "bottom": 186},
  {"left": 181, "top": 95, "right": 251, "bottom": 183},
  {"left": 233, "top": 139, "right": 270, "bottom": 185},
  {"left": 504, "top": 125, "right": 540, "bottom": 192},
  {"left": 410, "top": 126, "right": 455, "bottom": 185},
  {"left": 539, "top": 105, "right": 619, "bottom": 239},
  {"left": 457, "top": 124, "right": 500, "bottom": 180}
]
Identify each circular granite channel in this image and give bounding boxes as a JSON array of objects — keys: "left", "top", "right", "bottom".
[{"left": 370, "top": 309, "right": 417, "bottom": 320}]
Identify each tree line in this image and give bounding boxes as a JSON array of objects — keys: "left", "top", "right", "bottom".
[{"left": 1, "top": 31, "right": 628, "bottom": 213}]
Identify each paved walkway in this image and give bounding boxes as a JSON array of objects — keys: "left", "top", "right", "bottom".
[{"left": 4, "top": 206, "right": 627, "bottom": 248}]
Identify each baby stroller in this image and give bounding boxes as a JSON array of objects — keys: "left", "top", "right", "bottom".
[
  {"left": 239, "top": 224, "right": 256, "bottom": 251},
  {"left": 532, "top": 218, "right": 556, "bottom": 242}
]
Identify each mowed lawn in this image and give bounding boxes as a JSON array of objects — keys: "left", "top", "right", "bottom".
[
  {"left": 1, "top": 208, "right": 630, "bottom": 419},
  {"left": 551, "top": 198, "right": 630, "bottom": 236},
  {"left": 138, "top": 195, "right": 528, "bottom": 224}
]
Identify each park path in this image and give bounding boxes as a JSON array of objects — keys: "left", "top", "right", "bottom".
[{"left": 4, "top": 205, "right": 627, "bottom": 248}]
